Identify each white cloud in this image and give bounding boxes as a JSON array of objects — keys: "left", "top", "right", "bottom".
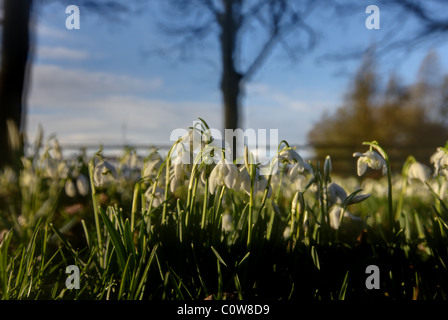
[
  {"left": 26, "top": 63, "right": 220, "bottom": 149},
  {"left": 37, "top": 46, "right": 90, "bottom": 61},
  {"left": 29, "top": 64, "right": 164, "bottom": 109},
  {"left": 35, "top": 23, "right": 69, "bottom": 40},
  {"left": 27, "top": 97, "right": 220, "bottom": 146}
]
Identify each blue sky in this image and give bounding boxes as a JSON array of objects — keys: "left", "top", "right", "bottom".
[{"left": 26, "top": 1, "right": 448, "bottom": 158}]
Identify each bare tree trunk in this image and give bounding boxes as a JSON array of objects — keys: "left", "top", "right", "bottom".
[
  {"left": 219, "top": 0, "right": 242, "bottom": 132},
  {"left": 0, "top": 0, "right": 32, "bottom": 169}
]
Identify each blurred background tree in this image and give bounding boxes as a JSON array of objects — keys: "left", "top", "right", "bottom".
[
  {"left": 153, "top": 0, "right": 318, "bottom": 132},
  {"left": 0, "top": 0, "right": 33, "bottom": 171},
  {"left": 308, "top": 50, "right": 448, "bottom": 175},
  {"left": 0, "top": 0, "right": 134, "bottom": 170}
]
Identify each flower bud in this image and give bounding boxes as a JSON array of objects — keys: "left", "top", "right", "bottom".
[
  {"left": 76, "top": 174, "right": 89, "bottom": 196},
  {"left": 65, "top": 179, "right": 77, "bottom": 198}
]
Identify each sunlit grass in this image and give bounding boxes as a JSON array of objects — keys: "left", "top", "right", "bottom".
[{"left": 0, "top": 119, "right": 447, "bottom": 300}]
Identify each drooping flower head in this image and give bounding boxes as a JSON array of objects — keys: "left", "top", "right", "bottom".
[
  {"left": 222, "top": 213, "right": 233, "bottom": 232},
  {"left": 65, "top": 179, "right": 77, "bottom": 198},
  {"left": 208, "top": 159, "right": 239, "bottom": 195},
  {"left": 277, "top": 148, "right": 311, "bottom": 171},
  {"left": 76, "top": 174, "right": 90, "bottom": 196},
  {"left": 407, "top": 161, "right": 430, "bottom": 183},
  {"left": 238, "top": 165, "right": 272, "bottom": 197},
  {"left": 329, "top": 205, "right": 361, "bottom": 230},
  {"left": 326, "top": 182, "right": 371, "bottom": 207},
  {"left": 353, "top": 150, "right": 387, "bottom": 176},
  {"left": 430, "top": 147, "right": 448, "bottom": 177},
  {"left": 93, "top": 160, "right": 117, "bottom": 187}
]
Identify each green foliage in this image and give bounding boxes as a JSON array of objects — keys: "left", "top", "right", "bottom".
[{"left": 1, "top": 120, "right": 448, "bottom": 300}]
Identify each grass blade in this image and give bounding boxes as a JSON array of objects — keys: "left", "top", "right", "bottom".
[{"left": 100, "top": 209, "right": 127, "bottom": 272}]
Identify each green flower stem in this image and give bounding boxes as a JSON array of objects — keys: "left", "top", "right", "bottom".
[
  {"left": 247, "top": 162, "right": 256, "bottom": 247},
  {"left": 162, "top": 155, "right": 170, "bottom": 225},
  {"left": 185, "top": 168, "right": 199, "bottom": 227},
  {"left": 88, "top": 158, "right": 103, "bottom": 268},
  {"left": 201, "top": 177, "right": 209, "bottom": 229},
  {"left": 131, "top": 182, "right": 141, "bottom": 231},
  {"left": 395, "top": 156, "right": 415, "bottom": 224},
  {"left": 214, "top": 186, "right": 226, "bottom": 230},
  {"left": 275, "top": 164, "right": 286, "bottom": 203},
  {"left": 363, "top": 141, "right": 394, "bottom": 237}
]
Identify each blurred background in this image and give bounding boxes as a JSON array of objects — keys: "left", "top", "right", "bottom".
[{"left": 1, "top": 0, "right": 448, "bottom": 175}]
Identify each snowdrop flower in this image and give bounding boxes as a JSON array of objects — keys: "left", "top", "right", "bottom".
[
  {"left": 430, "top": 147, "right": 448, "bottom": 177},
  {"left": 50, "top": 139, "right": 63, "bottom": 161},
  {"left": 171, "top": 142, "right": 192, "bottom": 165},
  {"left": 145, "top": 186, "right": 165, "bottom": 208},
  {"left": 93, "top": 161, "right": 117, "bottom": 187},
  {"left": 277, "top": 148, "right": 312, "bottom": 171},
  {"left": 238, "top": 166, "right": 251, "bottom": 194},
  {"left": 329, "top": 205, "right": 361, "bottom": 230},
  {"left": 208, "top": 159, "right": 239, "bottom": 195},
  {"left": 327, "top": 182, "right": 347, "bottom": 206},
  {"left": 222, "top": 213, "right": 233, "bottom": 232},
  {"left": 43, "top": 158, "right": 69, "bottom": 179},
  {"left": 283, "top": 226, "right": 291, "bottom": 240},
  {"left": 76, "top": 174, "right": 89, "bottom": 196},
  {"left": 407, "top": 162, "right": 430, "bottom": 183},
  {"left": 143, "top": 156, "right": 162, "bottom": 179},
  {"left": 65, "top": 179, "right": 77, "bottom": 198},
  {"left": 327, "top": 182, "right": 371, "bottom": 207},
  {"left": 174, "top": 162, "right": 191, "bottom": 181},
  {"left": 287, "top": 159, "right": 312, "bottom": 191},
  {"left": 169, "top": 148, "right": 192, "bottom": 193},
  {"left": 430, "top": 179, "right": 448, "bottom": 200},
  {"left": 353, "top": 150, "right": 387, "bottom": 176},
  {"left": 288, "top": 161, "right": 311, "bottom": 177},
  {"left": 180, "top": 128, "right": 207, "bottom": 152},
  {"left": 170, "top": 173, "right": 189, "bottom": 194},
  {"left": 238, "top": 165, "right": 272, "bottom": 197},
  {"left": 43, "top": 157, "right": 57, "bottom": 178},
  {"left": 18, "top": 215, "right": 27, "bottom": 227}
]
